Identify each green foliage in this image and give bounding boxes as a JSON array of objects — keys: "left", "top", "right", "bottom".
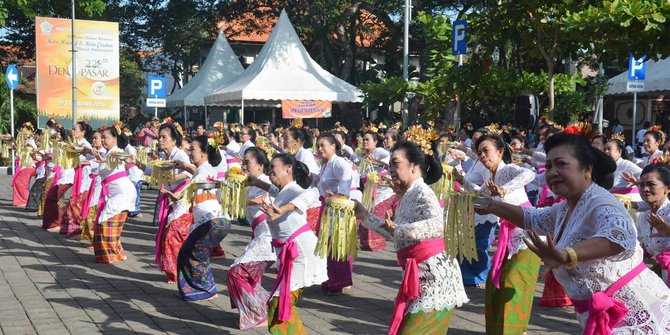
[{"left": 360, "top": 76, "right": 411, "bottom": 116}]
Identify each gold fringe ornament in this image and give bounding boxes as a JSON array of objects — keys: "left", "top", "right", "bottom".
[
  {"left": 361, "top": 171, "right": 379, "bottom": 209},
  {"left": 149, "top": 160, "right": 177, "bottom": 187},
  {"left": 613, "top": 194, "right": 637, "bottom": 223},
  {"left": 315, "top": 196, "right": 358, "bottom": 261},
  {"left": 432, "top": 163, "right": 456, "bottom": 202},
  {"left": 443, "top": 190, "right": 478, "bottom": 263},
  {"left": 220, "top": 167, "right": 248, "bottom": 219}
]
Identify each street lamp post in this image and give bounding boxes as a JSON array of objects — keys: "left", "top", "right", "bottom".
[
  {"left": 402, "top": 0, "right": 410, "bottom": 127},
  {"left": 71, "top": 0, "right": 78, "bottom": 127}
]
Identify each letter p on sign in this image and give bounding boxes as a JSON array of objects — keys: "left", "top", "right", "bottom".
[
  {"left": 148, "top": 76, "right": 166, "bottom": 98},
  {"left": 452, "top": 20, "right": 467, "bottom": 56}
]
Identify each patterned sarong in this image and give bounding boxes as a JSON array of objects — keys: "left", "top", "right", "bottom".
[
  {"left": 267, "top": 289, "right": 306, "bottom": 335},
  {"left": 227, "top": 261, "right": 270, "bottom": 330},
  {"left": 93, "top": 211, "right": 128, "bottom": 263},
  {"left": 12, "top": 166, "right": 35, "bottom": 207},
  {"left": 397, "top": 308, "right": 453, "bottom": 335},
  {"left": 161, "top": 213, "right": 193, "bottom": 282},
  {"left": 26, "top": 177, "right": 46, "bottom": 211},
  {"left": 485, "top": 248, "right": 541, "bottom": 335},
  {"left": 42, "top": 184, "right": 72, "bottom": 230},
  {"left": 80, "top": 206, "right": 97, "bottom": 241},
  {"left": 60, "top": 190, "right": 89, "bottom": 236},
  {"left": 177, "top": 219, "right": 231, "bottom": 301},
  {"left": 38, "top": 178, "right": 54, "bottom": 217}
]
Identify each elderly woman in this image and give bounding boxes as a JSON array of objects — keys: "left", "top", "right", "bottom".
[
  {"left": 477, "top": 133, "right": 670, "bottom": 334},
  {"left": 636, "top": 163, "right": 670, "bottom": 286},
  {"left": 353, "top": 141, "right": 468, "bottom": 335},
  {"left": 455, "top": 134, "right": 538, "bottom": 334}
]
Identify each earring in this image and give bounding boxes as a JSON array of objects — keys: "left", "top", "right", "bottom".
[{"left": 585, "top": 171, "right": 591, "bottom": 180}]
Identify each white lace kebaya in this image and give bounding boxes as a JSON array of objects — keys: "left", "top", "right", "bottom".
[
  {"left": 362, "top": 178, "right": 469, "bottom": 314},
  {"left": 523, "top": 183, "right": 670, "bottom": 333}
]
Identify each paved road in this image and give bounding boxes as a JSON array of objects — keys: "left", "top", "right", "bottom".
[{"left": 0, "top": 176, "right": 580, "bottom": 334}]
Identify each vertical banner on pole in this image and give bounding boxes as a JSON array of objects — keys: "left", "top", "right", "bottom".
[
  {"left": 35, "top": 17, "right": 120, "bottom": 128},
  {"left": 5, "top": 65, "right": 19, "bottom": 176}
]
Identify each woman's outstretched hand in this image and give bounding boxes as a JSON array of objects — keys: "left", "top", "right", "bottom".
[{"left": 524, "top": 231, "right": 569, "bottom": 277}]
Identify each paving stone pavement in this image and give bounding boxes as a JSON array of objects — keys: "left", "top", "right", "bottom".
[{"left": 0, "top": 175, "right": 580, "bottom": 334}]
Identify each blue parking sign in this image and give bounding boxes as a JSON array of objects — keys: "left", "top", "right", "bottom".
[
  {"left": 452, "top": 20, "right": 467, "bottom": 56},
  {"left": 628, "top": 55, "right": 646, "bottom": 81},
  {"left": 148, "top": 76, "right": 166, "bottom": 98}
]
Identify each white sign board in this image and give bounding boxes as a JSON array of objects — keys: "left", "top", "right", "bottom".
[
  {"left": 626, "top": 81, "right": 645, "bottom": 92},
  {"left": 146, "top": 98, "right": 166, "bottom": 108}
]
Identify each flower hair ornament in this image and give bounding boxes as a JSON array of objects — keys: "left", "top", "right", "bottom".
[
  {"left": 290, "top": 118, "right": 304, "bottom": 129},
  {"left": 112, "top": 122, "right": 124, "bottom": 136},
  {"left": 563, "top": 122, "right": 597, "bottom": 141},
  {"left": 174, "top": 122, "right": 185, "bottom": 137},
  {"left": 610, "top": 133, "right": 626, "bottom": 144},
  {"left": 162, "top": 117, "right": 174, "bottom": 125},
  {"left": 486, "top": 123, "right": 503, "bottom": 136},
  {"left": 391, "top": 122, "right": 403, "bottom": 131},
  {"left": 21, "top": 122, "right": 35, "bottom": 134},
  {"left": 362, "top": 123, "right": 379, "bottom": 134},
  {"left": 649, "top": 125, "right": 666, "bottom": 145},
  {"left": 463, "top": 122, "right": 474, "bottom": 131},
  {"left": 404, "top": 124, "right": 439, "bottom": 156},
  {"left": 333, "top": 121, "right": 348, "bottom": 134},
  {"left": 207, "top": 137, "right": 217, "bottom": 149}
]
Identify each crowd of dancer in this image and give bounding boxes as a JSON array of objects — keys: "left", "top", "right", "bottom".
[{"left": 7, "top": 115, "right": 670, "bottom": 334}]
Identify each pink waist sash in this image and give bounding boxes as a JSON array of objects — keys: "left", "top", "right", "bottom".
[
  {"left": 572, "top": 262, "right": 647, "bottom": 335},
  {"left": 268, "top": 224, "right": 311, "bottom": 322},
  {"left": 491, "top": 201, "right": 531, "bottom": 289},
  {"left": 71, "top": 166, "right": 84, "bottom": 198},
  {"left": 80, "top": 173, "right": 99, "bottom": 218},
  {"left": 250, "top": 213, "right": 267, "bottom": 239},
  {"left": 48, "top": 166, "right": 63, "bottom": 193},
  {"left": 388, "top": 238, "right": 446, "bottom": 335},
  {"left": 609, "top": 187, "right": 639, "bottom": 195},
  {"left": 657, "top": 252, "right": 670, "bottom": 285},
  {"left": 154, "top": 180, "right": 189, "bottom": 264},
  {"left": 94, "top": 171, "right": 129, "bottom": 224}
]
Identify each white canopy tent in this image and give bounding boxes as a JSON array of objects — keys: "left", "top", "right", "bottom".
[
  {"left": 606, "top": 57, "right": 670, "bottom": 95},
  {"left": 166, "top": 31, "right": 244, "bottom": 124},
  {"left": 204, "top": 9, "right": 362, "bottom": 123}
]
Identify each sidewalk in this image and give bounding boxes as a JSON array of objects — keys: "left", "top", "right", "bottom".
[{"left": 0, "top": 176, "right": 579, "bottom": 334}]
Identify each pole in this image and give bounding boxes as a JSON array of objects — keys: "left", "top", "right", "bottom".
[
  {"left": 71, "top": 0, "right": 77, "bottom": 127},
  {"left": 240, "top": 99, "right": 245, "bottom": 124},
  {"left": 204, "top": 105, "right": 208, "bottom": 128},
  {"left": 455, "top": 54, "right": 463, "bottom": 132},
  {"left": 402, "top": 0, "right": 410, "bottom": 126},
  {"left": 632, "top": 91, "right": 637, "bottom": 145},
  {"left": 154, "top": 107, "right": 158, "bottom": 119},
  {"left": 597, "top": 62, "right": 604, "bottom": 133},
  {"left": 9, "top": 89, "right": 15, "bottom": 177}
]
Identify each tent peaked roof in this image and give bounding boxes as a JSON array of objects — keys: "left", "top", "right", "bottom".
[
  {"left": 606, "top": 57, "right": 670, "bottom": 95},
  {"left": 205, "top": 9, "right": 362, "bottom": 105},
  {"left": 166, "top": 31, "right": 244, "bottom": 107}
]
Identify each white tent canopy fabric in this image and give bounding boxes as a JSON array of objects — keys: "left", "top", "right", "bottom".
[
  {"left": 204, "top": 9, "right": 362, "bottom": 105},
  {"left": 606, "top": 57, "right": 670, "bottom": 95},
  {"left": 166, "top": 31, "right": 244, "bottom": 107}
]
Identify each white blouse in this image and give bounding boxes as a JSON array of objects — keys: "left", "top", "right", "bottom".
[
  {"left": 238, "top": 140, "right": 255, "bottom": 156},
  {"left": 190, "top": 162, "right": 222, "bottom": 231},
  {"left": 612, "top": 157, "right": 642, "bottom": 190},
  {"left": 233, "top": 174, "right": 276, "bottom": 266},
  {"left": 470, "top": 162, "right": 534, "bottom": 257},
  {"left": 295, "top": 146, "right": 320, "bottom": 207},
  {"left": 313, "top": 155, "right": 353, "bottom": 198},
  {"left": 524, "top": 184, "right": 670, "bottom": 332},
  {"left": 97, "top": 146, "right": 136, "bottom": 223},
  {"left": 163, "top": 148, "right": 193, "bottom": 224},
  {"left": 268, "top": 181, "right": 328, "bottom": 295},
  {"left": 363, "top": 178, "right": 469, "bottom": 314},
  {"left": 124, "top": 145, "right": 144, "bottom": 183},
  {"left": 637, "top": 198, "right": 670, "bottom": 257}
]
